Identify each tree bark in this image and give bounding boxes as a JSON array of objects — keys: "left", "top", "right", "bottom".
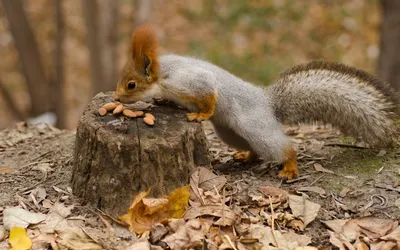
[
  {"left": 2, "top": 0, "right": 50, "bottom": 116},
  {"left": 71, "top": 92, "right": 211, "bottom": 215},
  {"left": 378, "top": 0, "right": 400, "bottom": 91},
  {"left": 54, "top": 0, "right": 66, "bottom": 129}
]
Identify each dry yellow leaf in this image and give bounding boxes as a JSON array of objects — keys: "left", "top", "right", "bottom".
[
  {"left": 9, "top": 227, "right": 32, "bottom": 250},
  {"left": 120, "top": 185, "right": 190, "bottom": 234}
]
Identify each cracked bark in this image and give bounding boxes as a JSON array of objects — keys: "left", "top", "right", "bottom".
[{"left": 71, "top": 92, "right": 211, "bottom": 215}]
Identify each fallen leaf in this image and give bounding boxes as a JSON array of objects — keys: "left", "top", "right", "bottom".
[
  {"left": 120, "top": 185, "right": 190, "bottom": 234},
  {"left": 30, "top": 187, "right": 47, "bottom": 204},
  {"left": 3, "top": 207, "right": 46, "bottom": 230},
  {"left": 189, "top": 167, "right": 226, "bottom": 205},
  {"left": 149, "top": 223, "right": 169, "bottom": 244},
  {"left": 328, "top": 231, "right": 354, "bottom": 250},
  {"left": 249, "top": 224, "right": 311, "bottom": 250},
  {"left": 370, "top": 241, "right": 397, "bottom": 250},
  {"left": 0, "top": 166, "right": 13, "bottom": 174},
  {"left": 297, "top": 186, "right": 326, "bottom": 195},
  {"left": 125, "top": 239, "right": 151, "bottom": 250},
  {"left": 9, "top": 227, "right": 32, "bottom": 250},
  {"left": 0, "top": 226, "right": 5, "bottom": 242},
  {"left": 184, "top": 204, "right": 237, "bottom": 226},
  {"left": 314, "top": 163, "right": 335, "bottom": 174},
  {"left": 322, "top": 219, "right": 349, "bottom": 233},
  {"left": 142, "top": 198, "right": 169, "bottom": 215},
  {"left": 55, "top": 227, "right": 103, "bottom": 250},
  {"left": 258, "top": 186, "right": 289, "bottom": 204},
  {"left": 355, "top": 241, "right": 369, "bottom": 250},
  {"left": 162, "top": 219, "right": 209, "bottom": 250},
  {"left": 380, "top": 225, "right": 400, "bottom": 241},
  {"left": 288, "top": 195, "right": 320, "bottom": 227},
  {"left": 38, "top": 202, "right": 74, "bottom": 233}
]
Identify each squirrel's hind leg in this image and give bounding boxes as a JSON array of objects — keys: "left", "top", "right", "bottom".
[
  {"left": 232, "top": 119, "right": 299, "bottom": 180},
  {"left": 278, "top": 146, "right": 298, "bottom": 180}
]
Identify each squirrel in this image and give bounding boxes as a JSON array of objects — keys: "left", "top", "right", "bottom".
[{"left": 113, "top": 24, "right": 399, "bottom": 180}]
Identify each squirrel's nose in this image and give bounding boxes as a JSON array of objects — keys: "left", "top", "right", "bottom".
[{"left": 113, "top": 92, "right": 120, "bottom": 101}]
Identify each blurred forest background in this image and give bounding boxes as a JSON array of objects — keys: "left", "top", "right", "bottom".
[{"left": 0, "top": 0, "right": 399, "bottom": 130}]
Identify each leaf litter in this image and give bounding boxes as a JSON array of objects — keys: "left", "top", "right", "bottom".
[{"left": 1, "top": 124, "right": 399, "bottom": 249}]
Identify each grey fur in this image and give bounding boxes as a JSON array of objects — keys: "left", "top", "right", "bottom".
[{"left": 150, "top": 55, "right": 396, "bottom": 163}]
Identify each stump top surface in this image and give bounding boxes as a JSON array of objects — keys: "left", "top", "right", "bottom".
[{"left": 82, "top": 92, "right": 198, "bottom": 143}]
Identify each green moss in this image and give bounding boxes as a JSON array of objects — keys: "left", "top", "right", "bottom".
[{"left": 333, "top": 149, "right": 388, "bottom": 176}]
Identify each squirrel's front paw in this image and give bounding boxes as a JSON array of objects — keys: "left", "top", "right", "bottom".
[
  {"left": 278, "top": 160, "right": 299, "bottom": 180},
  {"left": 187, "top": 112, "right": 209, "bottom": 122}
]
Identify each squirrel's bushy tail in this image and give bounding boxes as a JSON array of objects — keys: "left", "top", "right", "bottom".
[{"left": 266, "top": 61, "right": 399, "bottom": 146}]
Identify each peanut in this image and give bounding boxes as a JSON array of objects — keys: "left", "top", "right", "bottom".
[
  {"left": 145, "top": 113, "right": 155, "bottom": 121},
  {"left": 143, "top": 116, "right": 155, "bottom": 126},
  {"left": 102, "top": 102, "right": 118, "bottom": 111},
  {"left": 134, "top": 111, "right": 144, "bottom": 117},
  {"left": 113, "top": 104, "right": 124, "bottom": 114},
  {"left": 123, "top": 109, "right": 137, "bottom": 118},
  {"left": 98, "top": 107, "right": 107, "bottom": 116}
]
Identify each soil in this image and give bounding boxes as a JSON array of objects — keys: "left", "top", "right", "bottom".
[{"left": 0, "top": 121, "right": 399, "bottom": 248}]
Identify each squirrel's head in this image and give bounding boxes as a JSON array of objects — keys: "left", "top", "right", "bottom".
[{"left": 113, "top": 24, "right": 159, "bottom": 103}]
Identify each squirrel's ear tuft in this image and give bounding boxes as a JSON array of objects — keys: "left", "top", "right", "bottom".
[{"left": 131, "top": 24, "right": 159, "bottom": 80}]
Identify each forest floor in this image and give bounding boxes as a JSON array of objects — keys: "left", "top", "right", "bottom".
[{"left": 0, "top": 121, "right": 399, "bottom": 249}]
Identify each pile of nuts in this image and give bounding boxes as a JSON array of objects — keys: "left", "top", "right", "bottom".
[{"left": 98, "top": 102, "right": 155, "bottom": 126}]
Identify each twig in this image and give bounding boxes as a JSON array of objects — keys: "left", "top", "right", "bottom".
[
  {"left": 223, "top": 235, "right": 237, "bottom": 250},
  {"left": 374, "top": 183, "right": 400, "bottom": 193},
  {"left": 19, "top": 160, "right": 53, "bottom": 171},
  {"left": 269, "top": 196, "right": 280, "bottom": 248},
  {"left": 307, "top": 174, "right": 326, "bottom": 187},
  {"left": 285, "top": 175, "right": 311, "bottom": 184},
  {"left": 324, "top": 143, "right": 369, "bottom": 149}
]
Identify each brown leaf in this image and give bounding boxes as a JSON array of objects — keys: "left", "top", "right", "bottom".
[
  {"left": 162, "top": 219, "right": 209, "bottom": 250},
  {"left": 380, "top": 225, "right": 400, "bottom": 241},
  {"left": 120, "top": 185, "right": 190, "bottom": 234},
  {"left": 297, "top": 186, "right": 326, "bottom": 195},
  {"left": 184, "top": 205, "right": 237, "bottom": 226},
  {"left": 355, "top": 241, "right": 369, "bottom": 250},
  {"left": 314, "top": 163, "right": 335, "bottom": 174},
  {"left": 370, "top": 241, "right": 397, "bottom": 250},
  {"left": 288, "top": 195, "right": 321, "bottom": 227},
  {"left": 189, "top": 167, "right": 226, "bottom": 205},
  {"left": 258, "top": 186, "right": 289, "bottom": 204},
  {"left": 322, "top": 219, "right": 349, "bottom": 233}
]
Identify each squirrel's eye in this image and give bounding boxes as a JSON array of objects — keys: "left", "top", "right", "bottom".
[{"left": 127, "top": 81, "right": 136, "bottom": 90}]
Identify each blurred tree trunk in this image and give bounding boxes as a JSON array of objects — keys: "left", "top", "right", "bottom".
[
  {"left": 83, "top": 0, "right": 119, "bottom": 97},
  {"left": 54, "top": 0, "right": 66, "bottom": 129},
  {"left": 0, "top": 80, "right": 25, "bottom": 121},
  {"left": 2, "top": 0, "right": 50, "bottom": 116},
  {"left": 378, "top": 0, "right": 400, "bottom": 91},
  {"left": 100, "top": 0, "right": 119, "bottom": 91},
  {"left": 133, "top": 0, "right": 152, "bottom": 28}
]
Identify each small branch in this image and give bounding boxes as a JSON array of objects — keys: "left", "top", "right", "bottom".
[{"left": 324, "top": 143, "right": 369, "bottom": 149}]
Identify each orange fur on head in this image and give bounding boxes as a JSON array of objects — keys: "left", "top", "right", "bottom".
[{"left": 131, "top": 24, "right": 159, "bottom": 81}]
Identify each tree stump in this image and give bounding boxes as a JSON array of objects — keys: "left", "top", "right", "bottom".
[{"left": 71, "top": 92, "right": 211, "bottom": 215}]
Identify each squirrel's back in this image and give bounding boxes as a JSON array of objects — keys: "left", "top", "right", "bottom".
[{"left": 266, "top": 61, "right": 399, "bottom": 146}]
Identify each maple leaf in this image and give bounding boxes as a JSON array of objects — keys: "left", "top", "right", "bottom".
[{"left": 120, "top": 185, "right": 190, "bottom": 234}]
